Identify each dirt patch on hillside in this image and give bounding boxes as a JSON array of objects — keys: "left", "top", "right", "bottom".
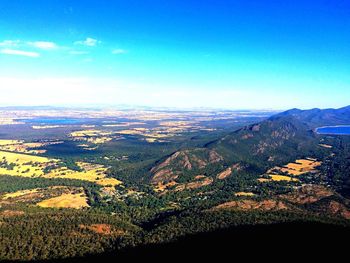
[
  {"left": 209, "top": 150, "right": 223, "bottom": 163},
  {"left": 0, "top": 210, "right": 25, "bottom": 217},
  {"left": 217, "top": 163, "right": 242, "bottom": 180},
  {"left": 217, "top": 167, "right": 232, "bottom": 180},
  {"left": 328, "top": 201, "right": 350, "bottom": 220},
  {"left": 37, "top": 191, "right": 89, "bottom": 209},
  {"left": 152, "top": 168, "right": 178, "bottom": 184},
  {"left": 79, "top": 224, "right": 125, "bottom": 236},
  {"left": 154, "top": 181, "right": 178, "bottom": 193},
  {"left": 280, "top": 185, "right": 333, "bottom": 204},
  {"left": 212, "top": 199, "right": 288, "bottom": 211},
  {"left": 175, "top": 176, "right": 213, "bottom": 191}
]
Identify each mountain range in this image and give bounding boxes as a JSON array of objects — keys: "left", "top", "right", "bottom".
[{"left": 150, "top": 106, "right": 350, "bottom": 200}]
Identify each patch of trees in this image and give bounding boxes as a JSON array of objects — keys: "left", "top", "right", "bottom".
[
  {"left": 0, "top": 159, "right": 16, "bottom": 170},
  {"left": 320, "top": 136, "right": 350, "bottom": 197},
  {"left": 0, "top": 210, "right": 139, "bottom": 261},
  {"left": 0, "top": 175, "right": 99, "bottom": 194}
]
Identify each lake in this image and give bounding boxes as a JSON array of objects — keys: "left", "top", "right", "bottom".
[
  {"left": 20, "top": 118, "right": 84, "bottom": 125},
  {"left": 316, "top": 126, "right": 350, "bottom": 135}
]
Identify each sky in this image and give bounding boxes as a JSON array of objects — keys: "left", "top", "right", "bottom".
[{"left": 0, "top": 0, "right": 350, "bottom": 110}]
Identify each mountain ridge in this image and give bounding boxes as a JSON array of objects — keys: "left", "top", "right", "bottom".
[{"left": 150, "top": 106, "right": 350, "bottom": 187}]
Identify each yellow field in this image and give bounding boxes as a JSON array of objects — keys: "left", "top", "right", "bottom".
[
  {"left": 280, "top": 159, "right": 321, "bottom": 176},
  {"left": 258, "top": 174, "right": 299, "bottom": 182},
  {"left": 70, "top": 129, "right": 112, "bottom": 137},
  {"left": 269, "top": 175, "right": 299, "bottom": 181},
  {"left": 154, "top": 181, "right": 177, "bottom": 192},
  {"left": 0, "top": 142, "right": 46, "bottom": 154},
  {"left": 263, "top": 158, "right": 322, "bottom": 181},
  {"left": 144, "top": 133, "right": 170, "bottom": 138},
  {"left": 0, "top": 150, "right": 51, "bottom": 163},
  {"left": 37, "top": 193, "right": 89, "bottom": 209},
  {"left": 70, "top": 129, "right": 116, "bottom": 145},
  {"left": 145, "top": 138, "right": 158, "bottom": 143},
  {"left": 44, "top": 162, "right": 122, "bottom": 186},
  {"left": 44, "top": 170, "right": 122, "bottom": 186},
  {"left": 2, "top": 189, "right": 39, "bottom": 199},
  {"left": 86, "top": 137, "right": 112, "bottom": 144},
  {"left": 116, "top": 129, "right": 144, "bottom": 135},
  {"left": 0, "top": 118, "right": 24, "bottom": 125},
  {"left": 0, "top": 140, "right": 23, "bottom": 145},
  {"left": 0, "top": 151, "right": 121, "bottom": 186},
  {"left": 95, "top": 177, "right": 122, "bottom": 186},
  {"left": 235, "top": 192, "right": 255, "bottom": 197},
  {"left": 0, "top": 141, "right": 63, "bottom": 154},
  {"left": 0, "top": 150, "right": 52, "bottom": 177}
]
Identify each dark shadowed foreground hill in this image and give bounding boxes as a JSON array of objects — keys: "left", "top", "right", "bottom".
[{"left": 31, "top": 222, "right": 349, "bottom": 263}]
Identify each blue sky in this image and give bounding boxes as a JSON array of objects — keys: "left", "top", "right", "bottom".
[{"left": 0, "top": 0, "right": 349, "bottom": 109}]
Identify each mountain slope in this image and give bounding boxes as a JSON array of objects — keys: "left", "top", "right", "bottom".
[
  {"left": 270, "top": 106, "right": 350, "bottom": 128},
  {"left": 150, "top": 106, "right": 350, "bottom": 187}
]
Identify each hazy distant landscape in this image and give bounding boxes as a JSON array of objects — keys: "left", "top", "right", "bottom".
[
  {"left": 1, "top": 0, "right": 350, "bottom": 261},
  {"left": 1, "top": 105, "right": 350, "bottom": 260}
]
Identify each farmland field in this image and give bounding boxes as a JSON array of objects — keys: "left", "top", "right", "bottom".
[{"left": 37, "top": 192, "right": 89, "bottom": 209}]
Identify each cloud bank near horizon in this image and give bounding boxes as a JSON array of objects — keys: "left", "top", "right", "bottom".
[{"left": 0, "top": 77, "right": 348, "bottom": 110}]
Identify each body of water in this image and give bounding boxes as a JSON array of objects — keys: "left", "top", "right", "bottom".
[
  {"left": 316, "top": 125, "right": 350, "bottom": 135},
  {"left": 20, "top": 118, "right": 84, "bottom": 125}
]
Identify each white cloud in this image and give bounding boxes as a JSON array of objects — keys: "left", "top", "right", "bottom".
[
  {"left": 0, "top": 49, "right": 40, "bottom": 58},
  {"left": 112, "top": 49, "right": 128, "bottom": 54},
  {"left": 1, "top": 40, "right": 57, "bottom": 50},
  {"left": 0, "top": 40, "right": 20, "bottom": 47},
  {"left": 74, "top": 37, "right": 100, "bottom": 47},
  {"left": 28, "top": 41, "right": 57, "bottom": 49}
]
